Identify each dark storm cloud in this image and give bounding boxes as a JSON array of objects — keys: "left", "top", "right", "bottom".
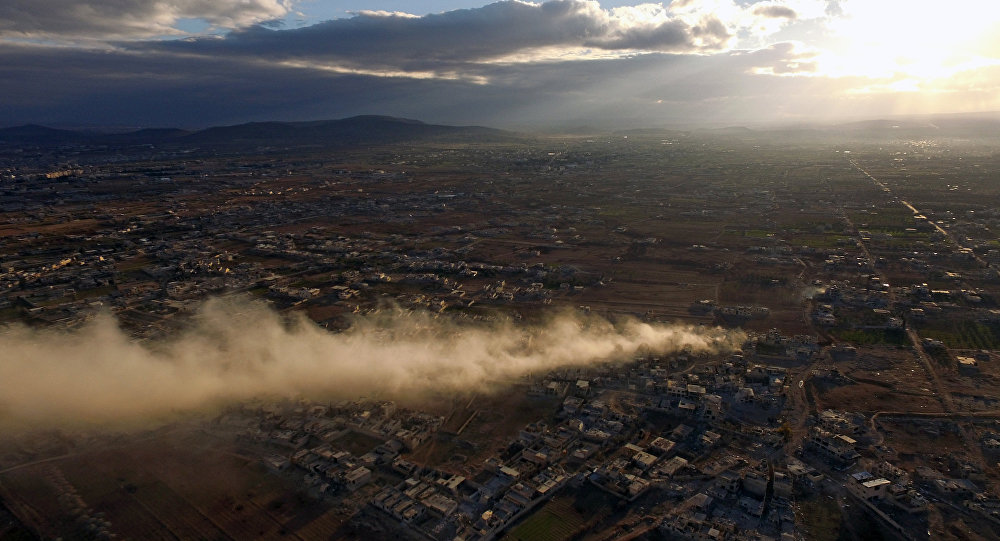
[
  {"left": 0, "top": 37, "right": 837, "bottom": 129},
  {"left": 134, "top": 0, "right": 731, "bottom": 74},
  {"left": 0, "top": 42, "right": 427, "bottom": 126},
  {"left": 0, "top": 1, "right": 880, "bottom": 129},
  {"left": 0, "top": 0, "right": 291, "bottom": 39}
]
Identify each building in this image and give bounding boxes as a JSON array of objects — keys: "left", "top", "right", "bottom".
[{"left": 344, "top": 466, "right": 372, "bottom": 492}]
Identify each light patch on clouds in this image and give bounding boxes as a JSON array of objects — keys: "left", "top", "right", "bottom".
[
  {"left": 746, "top": 41, "right": 820, "bottom": 76},
  {"left": 846, "top": 79, "right": 925, "bottom": 95},
  {"left": 846, "top": 60, "right": 1000, "bottom": 97},
  {"left": 478, "top": 45, "right": 635, "bottom": 65},
  {"left": 279, "top": 59, "right": 492, "bottom": 84},
  {"left": 353, "top": 10, "right": 422, "bottom": 19},
  {"left": 663, "top": 0, "right": 829, "bottom": 47}
]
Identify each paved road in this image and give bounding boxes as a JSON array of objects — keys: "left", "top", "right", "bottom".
[
  {"left": 905, "top": 328, "right": 953, "bottom": 413},
  {"left": 848, "top": 159, "right": 988, "bottom": 268},
  {"left": 845, "top": 158, "right": 988, "bottom": 453}
]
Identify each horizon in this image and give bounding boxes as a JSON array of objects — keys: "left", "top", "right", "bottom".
[{"left": 6, "top": 109, "right": 1000, "bottom": 134}]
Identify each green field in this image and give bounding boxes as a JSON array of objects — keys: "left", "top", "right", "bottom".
[
  {"left": 796, "top": 496, "right": 844, "bottom": 541},
  {"left": 502, "top": 487, "right": 616, "bottom": 541},
  {"left": 788, "top": 233, "right": 850, "bottom": 249},
  {"left": 504, "top": 507, "right": 579, "bottom": 541},
  {"left": 830, "top": 328, "right": 908, "bottom": 346},
  {"left": 918, "top": 320, "right": 1000, "bottom": 350}
]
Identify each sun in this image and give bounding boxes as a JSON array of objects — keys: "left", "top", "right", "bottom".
[{"left": 820, "top": 1, "right": 1000, "bottom": 81}]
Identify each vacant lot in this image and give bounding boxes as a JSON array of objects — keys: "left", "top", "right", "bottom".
[{"left": 812, "top": 347, "right": 944, "bottom": 414}]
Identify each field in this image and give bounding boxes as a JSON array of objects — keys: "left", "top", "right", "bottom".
[
  {"left": 502, "top": 486, "right": 617, "bottom": 541},
  {"left": 0, "top": 427, "right": 356, "bottom": 540},
  {"left": 503, "top": 504, "right": 580, "bottom": 541},
  {"left": 878, "top": 417, "right": 979, "bottom": 468},
  {"left": 829, "top": 328, "right": 909, "bottom": 346},
  {"left": 918, "top": 320, "right": 1000, "bottom": 350},
  {"left": 810, "top": 347, "right": 945, "bottom": 414},
  {"left": 795, "top": 495, "right": 844, "bottom": 541},
  {"left": 408, "top": 388, "right": 562, "bottom": 476}
]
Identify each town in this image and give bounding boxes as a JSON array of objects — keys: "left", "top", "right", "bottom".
[{"left": 1, "top": 120, "right": 1000, "bottom": 540}]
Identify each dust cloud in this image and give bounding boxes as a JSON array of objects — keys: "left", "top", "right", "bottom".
[{"left": 0, "top": 298, "right": 744, "bottom": 428}]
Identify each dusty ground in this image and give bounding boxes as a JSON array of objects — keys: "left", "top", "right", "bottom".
[
  {"left": 0, "top": 427, "right": 356, "bottom": 540},
  {"left": 406, "top": 386, "right": 562, "bottom": 476},
  {"left": 812, "top": 346, "right": 944, "bottom": 414}
]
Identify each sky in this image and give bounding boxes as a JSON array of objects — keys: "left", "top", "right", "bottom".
[{"left": 1, "top": 0, "right": 999, "bottom": 129}]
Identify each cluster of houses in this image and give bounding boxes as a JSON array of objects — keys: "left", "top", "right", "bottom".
[
  {"left": 212, "top": 346, "right": 822, "bottom": 540},
  {"left": 1, "top": 206, "right": 608, "bottom": 330}
]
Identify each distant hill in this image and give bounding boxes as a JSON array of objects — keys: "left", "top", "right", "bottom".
[
  {"left": 700, "top": 126, "right": 755, "bottom": 135},
  {"left": 99, "top": 128, "right": 192, "bottom": 145},
  {"left": 677, "top": 114, "right": 1000, "bottom": 141},
  {"left": 0, "top": 124, "right": 88, "bottom": 145},
  {"left": 4, "top": 112, "right": 997, "bottom": 149},
  {"left": 184, "top": 115, "right": 511, "bottom": 147},
  {"left": 809, "top": 112, "right": 1000, "bottom": 137},
  {"left": 0, "top": 115, "right": 516, "bottom": 150}
]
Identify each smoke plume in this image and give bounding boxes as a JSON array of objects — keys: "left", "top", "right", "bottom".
[{"left": 0, "top": 298, "right": 744, "bottom": 428}]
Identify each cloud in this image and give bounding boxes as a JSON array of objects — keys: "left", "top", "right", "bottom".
[
  {"left": 591, "top": 13, "right": 730, "bottom": 51},
  {"left": 0, "top": 1, "right": 995, "bottom": 128},
  {"left": 4, "top": 34, "right": 994, "bottom": 130},
  {"left": 752, "top": 4, "right": 798, "bottom": 19},
  {"left": 353, "top": 10, "right": 421, "bottom": 19},
  {"left": 0, "top": 0, "right": 292, "bottom": 40},
  {"left": 746, "top": 41, "right": 819, "bottom": 75},
  {"left": 0, "top": 298, "right": 744, "bottom": 429},
  {"left": 11, "top": 27, "right": 1000, "bottom": 130},
  {"left": 135, "top": 0, "right": 736, "bottom": 77},
  {"left": 0, "top": 40, "right": 792, "bottom": 128}
]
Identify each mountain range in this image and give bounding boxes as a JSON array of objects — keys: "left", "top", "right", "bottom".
[
  {"left": 3, "top": 112, "right": 999, "bottom": 150},
  {"left": 0, "top": 115, "right": 514, "bottom": 149}
]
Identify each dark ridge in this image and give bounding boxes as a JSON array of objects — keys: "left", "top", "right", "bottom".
[
  {"left": 0, "top": 124, "right": 88, "bottom": 145},
  {"left": 181, "top": 115, "right": 513, "bottom": 147},
  {"left": 100, "top": 128, "right": 192, "bottom": 145},
  {"left": 702, "top": 126, "right": 754, "bottom": 134},
  {"left": 131, "top": 128, "right": 191, "bottom": 138},
  {"left": 611, "top": 128, "right": 688, "bottom": 136},
  {"left": 0, "top": 115, "right": 517, "bottom": 150}
]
